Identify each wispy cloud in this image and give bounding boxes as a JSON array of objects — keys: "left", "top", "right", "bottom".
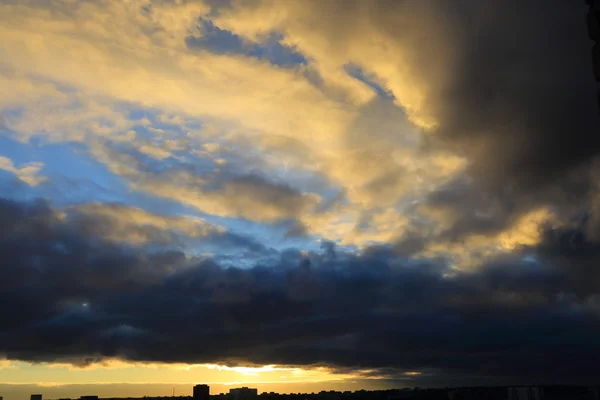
[{"left": 0, "top": 155, "right": 46, "bottom": 186}]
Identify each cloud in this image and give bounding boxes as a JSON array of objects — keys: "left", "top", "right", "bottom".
[
  {"left": 71, "top": 202, "right": 224, "bottom": 246},
  {"left": 1, "top": 0, "right": 600, "bottom": 387},
  {"left": 0, "top": 358, "right": 17, "bottom": 370},
  {"left": 0, "top": 72, "right": 144, "bottom": 144},
  {"left": 0, "top": 0, "right": 471, "bottom": 249},
  {"left": 215, "top": 0, "right": 599, "bottom": 190},
  {"left": 90, "top": 141, "right": 322, "bottom": 223},
  {"left": 211, "top": 0, "right": 456, "bottom": 129},
  {"left": 1, "top": 196, "right": 600, "bottom": 385},
  {"left": 0, "top": 0, "right": 353, "bottom": 153},
  {"left": 0, "top": 155, "right": 47, "bottom": 186},
  {"left": 1, "top": 0, "right": 595, "bottom": 257},
  {"left": 211, "top": 0, "right": 600, "bottom": 251},
  {"left": 136, "top": 143, "right": 173, "bottom": 160},
  {"left": 68, "top": 201, "right": 272, "bottom": 259}
]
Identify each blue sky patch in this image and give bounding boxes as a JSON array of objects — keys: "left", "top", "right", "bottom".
[
  {"left": 344, "top": 63, "right": 394, "bottom": 99},
  {"left": 188, "top": 19, "right": 308, "bottom": 67}
]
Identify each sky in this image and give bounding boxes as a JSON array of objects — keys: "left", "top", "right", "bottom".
[{"left": 0, "top": 0, "right": 600, "bottom": 398}]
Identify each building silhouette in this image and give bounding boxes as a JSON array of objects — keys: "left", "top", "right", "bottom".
[
  {"left": 507, "top": 387, "right": 544, "bottom": 400},
  {"left": 31, "top": 395, "right": 43, "bottom": 400},
  {"left": 230, "top": 387, "right": 258, "bottom": 400},
  {"left": 193, "top": 385, "right": 210, "bottom": 400}
]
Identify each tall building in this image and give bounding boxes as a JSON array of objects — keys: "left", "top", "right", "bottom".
[
  {"left": 229, "top": 387, "right": 258, "bottom": 400},
  {"left": 31, "top": 395, "right": 43, "bottom": 400},
  {"left": 194, "top": 384, "right": 210, "bottom": 400}
]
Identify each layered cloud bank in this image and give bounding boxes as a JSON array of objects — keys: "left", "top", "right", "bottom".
[
  {"left": 2, "top": 197, "right": 600, "bottom": 385},
  {"left": 1, "top": 0, "right": 600, "bottom": 387}
]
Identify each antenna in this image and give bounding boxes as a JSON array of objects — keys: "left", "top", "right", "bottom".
[{"left": 173, "top": 387, "right": 175, "bottom": 397}]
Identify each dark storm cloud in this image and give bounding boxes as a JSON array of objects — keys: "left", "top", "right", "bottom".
[
  {"left": 390, "top": 0, "right": 600, "bottom": 251},
  {"left": 422, "top": 176, "right": 516, "bottom": 241},
  {"left": 415, "top": 162, "right": 597, "bottom": 246},
  {"left": 242, "top": 0, "right": 600, "bottom": 246},
  {"left": 2, "top": 197, "right": 600, "bottom": 384},
  {"left": 359, "top": 0, "right": 600, "bottom": 247},
  {"left": 534, "top": 215, "right": 600, "bottom": 297},
  {"left": 424, "top": 1, "right": 600, "bottom": 193}
]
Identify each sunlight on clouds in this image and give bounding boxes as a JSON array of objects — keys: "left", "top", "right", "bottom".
[
  {"left": 204, "top": 365, "right": 304, "bottom": 378},
  {"left": 139, "top": 171, "right": 322, "bottom": 223},
  {"left": 0, "top": 73, "right": 142, "bottom": 143},
  {"left": 499, "top": 207, "right": 557, "bottom": 250},
  {"left": 0, "top": 0, "right": 529, "bottom": 259},
  {"left": 0, "top": 0, "right": 352, "bottom": 155},
  {"left": 0, "top": 358, "right": 17, "bottom": 370},
  {"left": 212, "top": 0, "right": 458, "bottom": 129},
  {"left": 0, "top": 155, "right": 47, "bottom": 186},
  {"left": 137, "top": 143, "right": 173, "bottom": 160},
  {"left": 89, "top": 140, "right": 324, "bottom": 223},
  {"left": 0, "top": 0, "right": 471, "bottom": 250},
  {"left": 2, "top": 359, "right": 370, "bottom": 386},
  {"left": 0, "top": 70, "right": 68, "bottom": 109},
  {"left": 421, "top": 207, "right": 558, "bottom": 269},
  {"left": 73, "top": 203, "right": 224, "bottom": 246},
  {"left": 341, "top": 208, "right": 408, "bottom": 247}
]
